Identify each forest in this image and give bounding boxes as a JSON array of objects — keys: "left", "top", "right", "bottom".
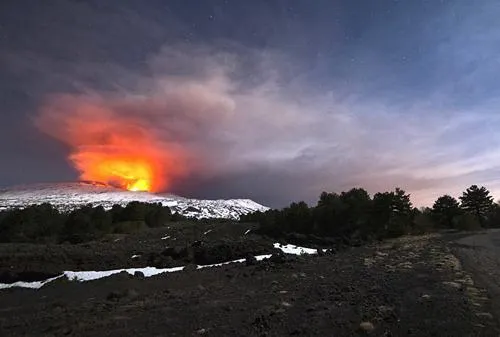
[
  {"left": 0, "top": 201, "right": 187, "bottom": 244},
  {"left": 241, "top": 185, "right": 500, "bottom": 243}
]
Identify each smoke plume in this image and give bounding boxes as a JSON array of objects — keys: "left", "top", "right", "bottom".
[{"left": 32, "top": 44, "right": 492, "bottom": 206}]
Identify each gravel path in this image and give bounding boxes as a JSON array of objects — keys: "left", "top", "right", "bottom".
[{"left": 449, "top": 229, "right": 500, "bottom": 330}]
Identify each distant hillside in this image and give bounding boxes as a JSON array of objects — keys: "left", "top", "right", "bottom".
[{"left": 0, "top": 182, "right": 269, "bottom": 220}]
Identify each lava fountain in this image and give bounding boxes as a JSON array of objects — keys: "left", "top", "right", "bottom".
[{"left": 34, "top": 95, "right": 188, "bottom": 192}]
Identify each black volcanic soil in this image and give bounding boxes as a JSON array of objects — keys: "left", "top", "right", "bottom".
[
  {"left": 0, "top": 224, "right": 499, "bottom": 336},
  {"left": 0, "top": 222, "right": 270, "bottom": 282}
]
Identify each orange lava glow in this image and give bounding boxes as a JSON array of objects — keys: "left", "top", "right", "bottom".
[
  {"left": 35, "top": 95, "right": 188, "bottom": 192},
  {"left": 74, "top": 155, "right": 154, "bottom": 192}
]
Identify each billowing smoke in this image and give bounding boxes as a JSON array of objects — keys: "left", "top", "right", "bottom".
[
  {"left": 34, "top": 45, "right": 301, "bottom": 193},
  {"left": 3, "top": 0, "right": 500, "bottom": 207},
  {"left": 32, "top": 44, "right": 468, "bottom": 206}
]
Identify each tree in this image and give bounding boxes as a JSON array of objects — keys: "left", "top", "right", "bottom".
[
  {"left": 455, "top": 213, "right": 481, "bottom": 231},
  {"left": 413, "top": 207, "right": 436, "bottom": 234},
  {"left": 90, "top": 206, "right": 113, "bottom": 233},
  {"left": 62, "top": 207, "right": 96, "bottom": 243},
  {"left": 145, "top": 203, "right": 172, "bottom": 227},
  {"left": 284, "top": 201, "right": 313, "bottom": 234},
  {"left": 485, "top": 203, "right": 500, "bottom": 228},
  {"left": 313, "top": 192, "right": 343, "bottom": 236},
  {"left": 371, "top": 188, "right": 413, "bottom": 238},
  {"left": 0, "top": 204, "right": 64, "bottom": 243},
  {"left": 432, "top": 195, "right": 461, "bottom": 228},
  {"left": 336, "top": 188, "right": 372, "bottom": 238},
  {"left": 459, "top": 185, "right": 494, "bottom": 225},
  {"left": 255, "top": 209, "right": 283, "bottom": 236},
  {"left": 120, "top": 201, "right": 147, "bottom": 222}
]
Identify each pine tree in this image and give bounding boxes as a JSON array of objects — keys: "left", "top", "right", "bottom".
[
  {"left": 459, "top": 185, "right": 494, "bottom": 225},
  {"left": 371, "top": 188, "right": 413, "bottom": 237},
  {"left": 432, "top": 195, "right": 461, "bottom": 228}
]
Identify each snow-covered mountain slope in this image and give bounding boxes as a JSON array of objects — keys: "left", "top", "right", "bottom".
[{"left": 0, "top": 182, "right": 269, "bottom": 220}]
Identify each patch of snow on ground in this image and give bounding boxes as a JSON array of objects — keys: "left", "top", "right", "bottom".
[
  {"left": 273, "top": 243, "right": 321, "bottom": 255},
  {"left": 0, "top": 275, "right": 63, "bottom": 290},
  {"left": 64, "top": 266, "right": 186, "bottom": 282},
  {"left": 0, "top": 244, "right": 318, "bottom": 289}
]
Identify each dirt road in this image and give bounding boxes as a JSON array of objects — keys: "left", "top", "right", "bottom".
[
  {"left": 1, "top": 230, "right": 500, "bottom": 336},
  {"left": 450, "top": 229, "right": 500, "bottom": 331}
]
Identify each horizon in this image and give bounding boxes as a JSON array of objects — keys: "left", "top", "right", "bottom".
[
  {"left": 2, "top": 1, "right": 500, "bottom": 208},
  {"left": 0, "top": 180, "right": 498, "bottom": 210}
]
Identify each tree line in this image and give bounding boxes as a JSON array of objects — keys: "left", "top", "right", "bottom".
[
  {"left": 1, "top": 184, "right": 498, "bottom": 245},
  {"left": 241, "top": 185, "right": 500, "bottom": 242},
  {"left": 0, "top": 201, "right": 186, "bottom": 244}
]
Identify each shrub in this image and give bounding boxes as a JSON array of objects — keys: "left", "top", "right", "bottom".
[
  {"left": 455, "top": 213, "right": 481, "bottom": 231},
  {"left": 113, "top": 221, "right": 148, "bottom": 234}
]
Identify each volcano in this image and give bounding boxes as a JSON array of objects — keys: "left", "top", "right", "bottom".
[{"left": 0, "top": 182, "right": 268, "bottom": 220}]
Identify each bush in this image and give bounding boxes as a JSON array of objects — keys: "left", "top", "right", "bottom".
[
  {"left": 485, "top": 204, "right": 500, "bottom": 228},
  {"left": 455, "top": 213, "right": 481, "bottom": 231},
  {"left": 412, "top": 210, "right": 437, "bottom": 234},
  {"left": 0, "top": 204, "right": 64, "bottom": 243},
  {"left": 145, "top": 204, "right": 171, "bottom": 227},
  {"left": 113, "top": 221, "right": 148, "bottom": 234}
]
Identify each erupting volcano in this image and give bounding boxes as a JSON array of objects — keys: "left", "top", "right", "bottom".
[
  {"left": 73, "top": 154, "right": 155, "bottom": 192},
  {"left": 34, "top": 95, "right": 188, "bottom": 192}
]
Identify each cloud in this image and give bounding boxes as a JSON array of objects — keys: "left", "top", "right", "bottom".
[
  {"left": 23, "top": 0, "right": 500, "bottom": 208},
  {"left": 29, "top": 43, "right": 458, "bottom": 206}
]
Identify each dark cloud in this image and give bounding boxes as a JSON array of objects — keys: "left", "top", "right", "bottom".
[{"left": 3, "top": 0, "right": 500, "bottom": 207}]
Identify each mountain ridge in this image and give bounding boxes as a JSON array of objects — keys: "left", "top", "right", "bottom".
[{"left": 0, "top": 182, "right": 269, "bottom": 220}]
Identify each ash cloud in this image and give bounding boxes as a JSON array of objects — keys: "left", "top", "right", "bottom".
[
  {"left": 33, "top": 44, "right": 460, "bottom": 206},
  {"left": 4, "top": 0, "right": 500, "bottom": 207}
]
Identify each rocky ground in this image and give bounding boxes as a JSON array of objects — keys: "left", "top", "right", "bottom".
[
  {"left": 1, "top": 224, "right": 500, "bottom": 336},
  {"left": 0, "top": 221, "right": 268, "bottom": 282}
]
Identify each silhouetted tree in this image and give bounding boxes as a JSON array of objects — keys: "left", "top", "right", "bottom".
[
  {"left": 145, "top": 203, "right": 171, "bottom": 227},
  {"left": 413, "top": 207, "right": 436, "bottom": 234},
  {"left": 120, "top": 201, "right": 147, "bottom": 222},
  {"left": 110, "top": 204, "right": 124, "bottom": 223},
  {"left": 90, "top": 205, "right": 113, "bottom": 233},
  {"left": 432, "top": 195, "right": 462, "bottom": 228},
  {"left": 455, "top": 213, "right": 481, "bottom": 231},
  {"left": 486, "top": 203, "right": 500, "bottom": 228},
  {"left": 338, "top": 188, "right": 372, "bottom": 237},
  {"left": 285, "top": 201, "right": 313, "bottom": 234},
  {"left": 371, "top": 188, "right": 413, "bottom": 238},
  {"left": 62, "top": 206, "right": 96, "bottom": 243},
  {"left": 460, "top": 185, "right": 494, "bottom": 226},
  {"left": 313, "top": 192, "right": 343, "bottom": 236},
  {"left": 315, "top": 188, "right": 372, "bottom": 238}
]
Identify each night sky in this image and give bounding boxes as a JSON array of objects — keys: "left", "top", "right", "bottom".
[{"left": 1, "top": 0, "right": 500, "bottom": 207}]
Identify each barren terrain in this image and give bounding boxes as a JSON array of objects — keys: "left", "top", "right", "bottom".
[{"left": 1, "top": 223, "right": 500, "bottom": 336}]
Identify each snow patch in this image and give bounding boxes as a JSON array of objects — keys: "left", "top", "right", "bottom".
[
  {"left": 0, "top": 275, "right": 63, "bottom": 290},
  {"left": 273, "top": 243, "right": 322, "bottom": 255},
  {"left": 64, "top": 266, "right": 186, "bottom": 282},
  {"left": 0, "top": 243, "right": 319, "bottom": 290}
]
